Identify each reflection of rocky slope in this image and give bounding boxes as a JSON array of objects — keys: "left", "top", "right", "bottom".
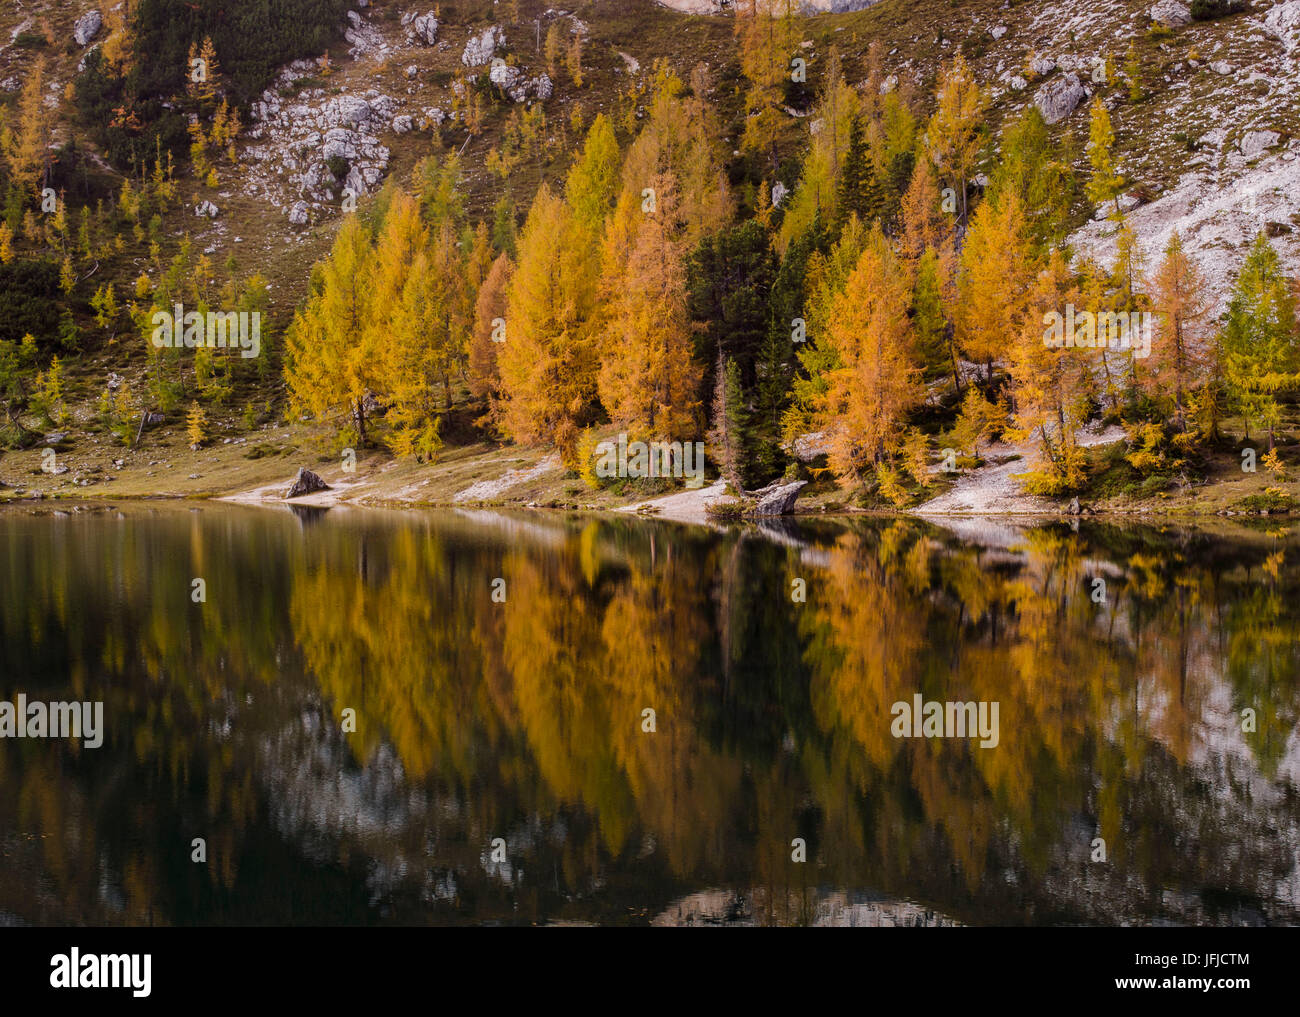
[
  {"left": 654, "top": 0, "right": 883, "bottom": 12},
  {"left": 251, "top": 702, "right": 583, "bottom": 909},
  {"left": 1041, "top": 750, "right": 1300, "bottom": 925},
  {"left": 652, "top": 889, "right": 959, "bottom": 926},
  {"left": 256, "top": 708, "right": 418, "bottom": 860}
]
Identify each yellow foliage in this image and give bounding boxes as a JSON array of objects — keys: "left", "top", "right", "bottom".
[
  {"left": 875, "top": 463, "right": 910, "bottom": 506},
  {"left": 576, "top": 428, "right": 604, "bottom": 490},
  {"left": 186, "top": 401, "right": 208, "bottom": 448}
]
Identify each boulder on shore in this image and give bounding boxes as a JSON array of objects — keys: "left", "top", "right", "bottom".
[
  {"left": 754, "top": 480, "right": 807, "bottom": 516},
  {"left": 284, "top": 468, "right": 330, "bottom": 499}
]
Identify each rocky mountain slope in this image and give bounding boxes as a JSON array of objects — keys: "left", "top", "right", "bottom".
[
  {"left": 3, "top": 0, "right": 1299, "bottom": 511},
  {"left": 4, "top": 0, "right": 1293, "bottom": 311}
]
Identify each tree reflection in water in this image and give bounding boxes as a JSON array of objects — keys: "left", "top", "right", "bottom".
[{"left": 0, "top": 504, "right": 1296, "bottom": 925}]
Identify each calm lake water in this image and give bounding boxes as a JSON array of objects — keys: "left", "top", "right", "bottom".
[{"left": 1, "top": 503, "right": 1298, "bottom": 926}]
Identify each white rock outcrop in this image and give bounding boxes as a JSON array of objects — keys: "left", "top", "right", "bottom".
[
  {"left": 74, "top": 11, "right": 102, "bottom": 46},
  {"left": 1034, "top": 72, "right": 1085, "bottom": 124},
  {"left": 412, "top": 12, "right": 438, "bottom": 46},
  {"left": 489, "top": 61, "right": 522, "bottom": 91},
  {"left": 242, "top": 63, "right": 397, "bottom": 218},
  {"left": 1265, "top": 1, "right": 1300, "bottom": 52},
  {"left": 462, "top": 26, "right": 504, "bottom": 67},
  {"left": 1240, "top": 130, "right": 1281, "bottom": 158},
  {"left": 1149, "top": 1, "right": 1191, "bottom": 27}
]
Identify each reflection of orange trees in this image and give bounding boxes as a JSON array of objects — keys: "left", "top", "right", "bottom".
[
  {"left": 798, "top": 524, "right": 1174, "bottom": 884},
  {"left": 800, "top": 525, "right": 1017, "bottom": 883},
  {"left": 289, "top": 527, "right": 509, "bottom": 781},
  {"left": 1220, "top": 563, "right": 1300, "bottom": 778},
  {"left": 0, "top": 509, "right": 299, "bottom": 920},
  {"left": 804, "top": 527, "right": 926, "bottom": 775},
  {"left": 276, "top": 512, "right": 1300, "bottom": 918},
  {"left": 596, "top": 551, "right": 738, "bottom": 875},
  {"left": 492, "top": 542, "right": 745, "bottom": 876},
  {"left": 496, "top": 552, "right": 637, "bottom": 850},
  {"left": 287, "top": 523, "right": 741, "bottom": 878}
]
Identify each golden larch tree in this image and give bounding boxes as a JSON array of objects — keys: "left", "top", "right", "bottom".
[
  {"left": 469, "top": 252, "right": 515, "bottom": 404},
  {"left": 598, "top": 173, "right": 701, "bottom": 441},
  {"left": 1, "top": 57, "right": 50, "bottom": 197},
  {"left": 956, "top": 190, "right": 1033, "bottom": 384},
  {"left": 821, "top": 227, "right": 920, "bottom": 480},
  {"left": 496, "top": 184, "right": 600, "bottom": 460},
  {"left": 1143, "top": 232, "right": 1212, "bottom": 434},
  {"left": 283, "top": 216, "right": 382, "bottom": 444},
  {"left": 1008, "top": 248, "right": 1092, "bottom": 489},
  {"left": 924, "top": 54, "right": 986, "bottom": 224}
]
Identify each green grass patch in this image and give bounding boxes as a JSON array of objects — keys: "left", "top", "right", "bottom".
[{"left": 1238, "top": 488, "right": 1298, "bottom": 513}]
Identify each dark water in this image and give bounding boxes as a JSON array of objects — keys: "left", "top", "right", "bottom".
[{"left": 1, "top": 503, "right": 1298, "bottom": 926}]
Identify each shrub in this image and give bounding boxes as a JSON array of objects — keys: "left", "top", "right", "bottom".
[
  {"left": 0, "top": 260, "right": 63, "bottom": 346},
  {"left": 1191, "top": 0, "right": 1245, "bottom": 21},
  {"left": 705, "top": 499, "right": 747, "bottom": 521},
  {"left": 575, "top": 428, "right": 604, "bottom": 490},
  {"left": 875, "top": 463, "right": 912, "bottom": 507},
  {"left": 1018, "top": 441, "right": 1090, "bottom": 495},
  {"left": 1239, "top": 487, "right": 1298, "bottom": 512}
]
